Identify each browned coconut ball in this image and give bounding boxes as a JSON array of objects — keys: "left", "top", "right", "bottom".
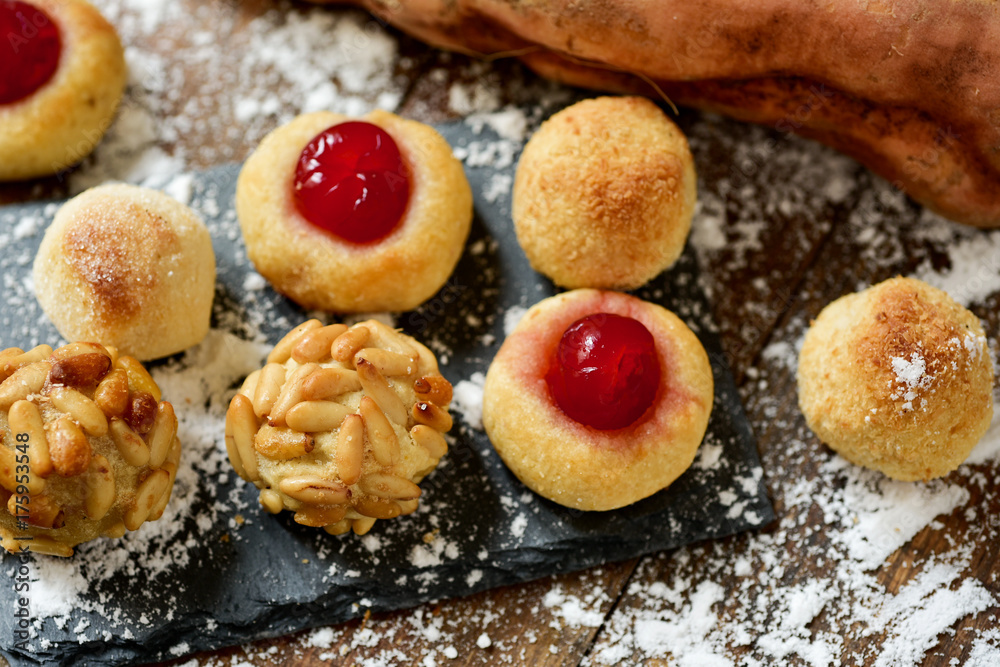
[
  {"left": 0, "top": 342, "right": 181, "bottom": 557},
  {"left": 226, "top": 319, "right": 453, "bottom": 536},
  {"left": 512, "top": 96, "right": 697, "bottom": 290},
  {"left": 797, "top": 277, "right": 994, "bottom": 481}
]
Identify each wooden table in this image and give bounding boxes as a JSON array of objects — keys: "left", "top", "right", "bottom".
[{"left": 3, "top": 1, "right": 998, "bottom": 665}]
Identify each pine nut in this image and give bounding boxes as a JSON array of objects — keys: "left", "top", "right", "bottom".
[
  {"left": 94, "top": 368, "right": 129, "bottom": 418},
  {"left": 330, "top": 326, "right": 370, "bottom": 363},
  {"left": 354, "top": 348, "right": 416, "bottom": 377},
  {"left": 363, "top": 321, "right": 419, "bottom": 361},
  {"left": 259, "top": 489, "right": 283, "bottom": 514},
  {"left": 252, "top": 363, "right": 286, "bottom": 419},
  {"left": 84, "top": 454, "right": 116, "bottom": 521},
  {"left": 240, "top": 369, "right": 260, "bottom": 398},
  {"left": 50, "top": 386, "right": 108, "bottom": 436},
  {"left": 124, "top": 469, "right": 170, "bottom": 531},
  {"left": 0, "top": 445, "right": 43, "bottom": 495},
  {"left": 358, "top": 473, "right": 421, "bottom": 501},
  {"left": 351, "top": 517, "right": 377, "bottom": 535},
  {"left": 109, "top": 417, "right": 150, "bottom": 467},
  {"left": 48, "top": 353, "right": 112, "bottom": 388},
  {"left": 0, "top": 345, "right": 52, "bottom": 380},
  {"left": 397, "top": 499, "right": 419, "bottom": 515},
  {"left": 353, "top": 496, "right": 401, "bottom": 520},
  {"left": 268, "top": 363, "right": 318, "bottom": 427},
  {"left": 410, "top": 424, "right": 448, "bottom": 460},
  {"left": 412, "top": 401, "right": 453, "bottom": 433},
  {"left": 9, "top": 400, "right": 53, "bottom": 478},
  {"left": 124, "top": 391, "right": 157, "bottom": 435},
  {"left": 148, "top": 446, "right": 178, "bottom": 522},
  {"left": 278, "top": 476, "right": 350, "bottom": 505},
  {"left": 47, "top": 416, "right": 91, "bottom": 478},
  {"left": 14, "top": 536, "right": 73, "bottom": 557},
  {"left": 286, "top": 400, "right": 351, "bottom": 433},
  {"left": 268, "top": 319, "right": 322, "bottom": 364},
  {"left": 9, "top": 492, "right": 63, "bottom": 529},
  {"left": 253, "top": 424, "right": 314, "bottom": 460},
  {"left": 50, "top": 342, "right": 110, "bottom": 361},
  {"left": 301, "top": 367, "right": 361, "bottom": 401},
  {"left": 227, "top": 394, "right": 259, "bottom": 481},
  {"left": 292, "top": 323, "right": 348, "bottom": 363},
  {"left": 0, "top": 348, "right": 23, "bottom": 382},
  {"left": 0, "top": 361, "right": 51, "bottom": 409},
  {"left": 360, "top": 396, "right": 400, "bottom": 467},
  {"left": 336, "top": 414, "right": 364, "bottom": 486},
  {"left": 224, "top": 412, "right": 246, "bottom": 480},
  {"left": 356, "top": 359, "right": 408, "bottom": 425},
  {"left": 117, "top": 355, "right": 161, "bottom": 402},
  {"left": 324, "top": 519, "right": 353, "bottom": 536},
  {"left": 413, "top": 374, "right": 453, "bottom": 406},
  {"left": 294, "top": 505, "right": 347, "bottom": 527},
  {"left": 147, "top": 402, "right": 178, "bottom": 469}
]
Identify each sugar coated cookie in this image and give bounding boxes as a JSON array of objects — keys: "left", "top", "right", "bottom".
[{"left": 33, "top": 183, "right": 217, "bottom": 361}]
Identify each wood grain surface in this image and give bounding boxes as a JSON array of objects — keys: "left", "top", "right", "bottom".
[{"left": 2, "top": 1, "right": 997, "bottom": 665}]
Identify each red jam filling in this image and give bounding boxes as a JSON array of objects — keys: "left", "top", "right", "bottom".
[
  {"left": 0, "top": 1, "right": 62, "bottom": 105},
  {"left": 546, "top": 313, "right": 661, "bottom": 431},
  {"left": 293, "top": 121, "right": 410, "bottom": 245}
]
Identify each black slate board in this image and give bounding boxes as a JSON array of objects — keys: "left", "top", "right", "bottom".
[{"left": 0, "top": 120, "right": 773, "bottom": 667}]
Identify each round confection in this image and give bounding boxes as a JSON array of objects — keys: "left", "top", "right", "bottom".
[
  {"left": 482, "top": 289, "right": 714, "bottom": 511},
  {"left": 33, "top": 183, "right": 217, "bottom": 361},
  {"left": 0, "top": 0, "right": 126, "bottom": 181},
  {"left": 226, "top": 319, "right": 453, "bottom": 536},
  {"left": 0, "top": 342, "right": 181, "bottom": 557},
  {"left": 512, "top": 96, "right": 697, "bottom": 290},
  {"left": 235, "top": 110, "right": 473, "bottom": 312},
  {"left": 797, "top": 276, "right": 994, "bottom": 481}
]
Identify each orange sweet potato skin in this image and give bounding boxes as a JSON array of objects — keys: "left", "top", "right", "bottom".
[{"left": 315, "top": 0, "right": 1000, "bottom": 227}]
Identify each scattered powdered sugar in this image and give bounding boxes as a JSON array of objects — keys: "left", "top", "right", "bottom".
[
  {"left": 6, "top": 1, "right": 998, "bottom": 664},
  {"left": 451, "top": 372, "right": 485, "bottom": 430},
  {"left": 890, "top": 351, "right": 930, "bottom": 411},
  {"left": 69, "top": 0, "right": 406, "bottom": 194}
]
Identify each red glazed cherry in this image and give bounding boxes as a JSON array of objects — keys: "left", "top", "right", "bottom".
[
  {"left": 293, "top": 121, "right": 410, "bottom": 245},
  {"left": 0, "top": 1, "right": 62, "bottom": 105},
  {"left": 546, "top": 313, "right": 661, "bottom": 431}
]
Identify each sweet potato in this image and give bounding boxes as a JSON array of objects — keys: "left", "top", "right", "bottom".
[{"left": 314, "top": 0, "right": 1000, "bottom": 228}]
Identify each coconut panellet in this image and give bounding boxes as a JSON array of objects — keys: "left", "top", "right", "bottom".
[
  {"left": 512, "top": 96, "right": 697, "bottom": 291},
  {"left": 797, "top": 276, "right": 994, "bottom": 481},
  {"left": 0, "top": 342, "right": 181, "bottom": 557},
  {"left": 225, "top": 319, "right": 453, "bottom": 536}
]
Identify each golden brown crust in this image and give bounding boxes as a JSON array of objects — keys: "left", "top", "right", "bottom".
[
  {"left": 797, "top": 277, "right": 994, "bottom": 481},
  {"left": 0, "top": 0, "right": 125, "bottom": 180},
  {"left": 32, "top": 184, "right": 217, "bottom": 361},
  {"left": 512, "top": 96, "right": 696, "bottom": 290},
  {"left": 235, "top": 110, "right": 473, "bottom": 312},
  {"left": 482, "top": 289, "right": 713, "bottom": 511}
]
